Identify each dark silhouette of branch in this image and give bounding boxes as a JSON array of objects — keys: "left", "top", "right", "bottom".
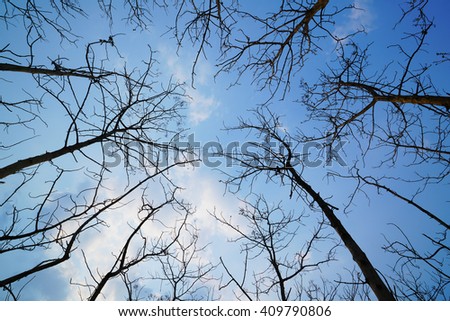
[
  {"left": 212, "top": 194, "right": 342, "bottom": 300},
  {"left": 0, "top": 63, "right": 112, "bottom": 80},
  {"left": 220, "top": 108, "right": 395, "bottom": 300}
]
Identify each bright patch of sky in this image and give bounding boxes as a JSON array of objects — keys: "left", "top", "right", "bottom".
[{"left": 1, "top": 0, "right": 449, "bottom": 300}]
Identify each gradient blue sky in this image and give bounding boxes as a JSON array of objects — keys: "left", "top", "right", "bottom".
[{"left": 1, "top": 0, "right": 449, "bottom": 300}]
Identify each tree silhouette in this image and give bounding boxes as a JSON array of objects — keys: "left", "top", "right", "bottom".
[
  {"left": 1, "top": 0, "right": 448, "bottom": 301},
  {"left": 211, "top": 195, "right": 349, "bottom": 300},
  {"left": 218, "top": 108, "right": 394, "bottom": 300},
  {"left": 162, "top": 0, "right": 448, "bottom": 300},
  {"left": 0, "top": 1, "right": 200, "bottom": 300}
]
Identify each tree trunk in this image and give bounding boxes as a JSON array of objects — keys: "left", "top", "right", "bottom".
[
  {"left": 287, "top": 165, "right": 395, "bottom": 301},
  {"left": 0, "top": 133, "right": 108, "bottom": 179}
]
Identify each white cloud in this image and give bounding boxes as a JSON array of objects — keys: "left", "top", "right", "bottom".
[
  {"left": 194, "top": 60, "right": 213, "bottom": 86},
  {"left": 187, "top": 91, "right": 218, "bottom": 125},
  {"left": 170, "top": 166, "right": 241, "bottom": 238},
  {"left": 45, "top": 172, "right": 195, "bottom": 300},
  {"left": 334, "top": 0, "right": 375, "bottom": 41},
  {"left": 159, "top": 44, "right": 218, "bottom": 125}
]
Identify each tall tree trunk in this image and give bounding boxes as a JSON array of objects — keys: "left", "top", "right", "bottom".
[
  {"left": 0, "top": 133, "right": 108, "bottom": 179},
  {"left": 287, "top": 165, "right": 395, "bottom": 301}
]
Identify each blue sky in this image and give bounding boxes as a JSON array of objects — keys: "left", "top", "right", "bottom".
[{"left": 1, "top": 0, "right": 449, "bottom": 300}]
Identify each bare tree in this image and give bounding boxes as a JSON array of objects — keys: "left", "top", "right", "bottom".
[
  {"left": 382, "top": 224, "right": 449, "bottom": 300},
  {"left": 218, "top": 108, "right": 395, "bottom": 300},
  {"left": 149, "top": 222, "right": 218, "bottom": 301},
  {"left": 113, "top": 219, "right": 217, "bottom": 301},
  {"left": 0, "top": 1, "right": 199, "bottom": 300},
  {"left": 156, "top": 0, "right": 449, "bottom": 301},
  {"left": 212, "top": 194, "right": 376, "bottom": 300},
  {"left": 2, "top": 0, "right": 448, "bottom": 301},
  {"left": 297, "top": 1, "right": 450, "bottom": 299},
  {"left": 163, "top": 0, "right": 359, "bottom": 96}
]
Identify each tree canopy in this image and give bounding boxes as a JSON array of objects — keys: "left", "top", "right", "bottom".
[{"left": 0, "top": 0, "right": 448, "bottom": 301}]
